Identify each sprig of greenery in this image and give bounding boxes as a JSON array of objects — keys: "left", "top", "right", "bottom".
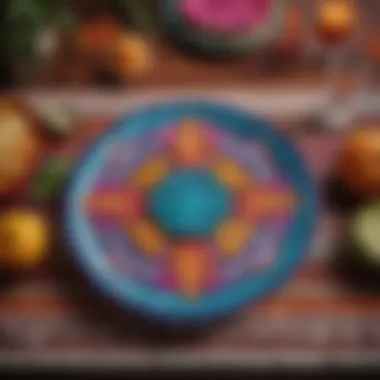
[
  {"left": 3, "top": 0, "right": 77, "bottom": 63},
  {"left": 118, "top": 0, "right": 159, "bottom": 38}
]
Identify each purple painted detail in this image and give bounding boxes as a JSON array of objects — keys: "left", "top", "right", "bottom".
[
  {"left": 97, "top": 143, "right": 138, "bottom": 184},
  {"left": 206, "top": 268, "right": 222, "bottom": 291},
  {"left": 221, "top": 220, "right": 287, "bottom": 283},
  {"left": 87, "top": 183, "right": 124, "bottom": 194},
  {"left": 88, "top": 217, "right": 118, "bottom": 233},
  {"left": 156, "top": 124, "right": 177, "bottom": 146},
  {"left": 157, "top": 272, "right": 177, "bottom": 291},
  {"left": 219, "top": 133, "right": 281, "bottom": 183},
  {"left": 204, "top": 124, "right": 223, "bottom": 144},
  {"left": 99, "top": 138, "right": 162, "bottom": 184},
  {"left": 83, "top": 184, "right": 130, "bottom": 224},
  {"left": 267, "top": 178, "right": 294, "bottom": 193},
  {"left": 98, "top": 232, "right": 161, "bottom": 284}
]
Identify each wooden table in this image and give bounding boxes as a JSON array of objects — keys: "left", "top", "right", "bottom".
[
  {"left": 15, "top": 0, "right": 378, "bottom": 92},
  {"left": 0, "top": 89, "right": 379, "bottom": 373},
  {"left": 2, "top": 0, "right": 380, "bottom": 374}
]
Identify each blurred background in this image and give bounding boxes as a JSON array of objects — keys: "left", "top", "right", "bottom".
[{"left": 1, "top": 0, "right": 380, "bottom": 378}]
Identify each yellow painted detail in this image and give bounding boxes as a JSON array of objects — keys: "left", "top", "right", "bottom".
[
  {"left": 215, "top": 219, "right": 253, "bottom": 257},
  {"left": 214, "top": 157, "right": 251, "bottom": 190},
  {"left": 130, "top": 156, "right": 169, "bottom": 190},
  {"left": 173, "top": 244, "right": 208, "bottom": 299},
  {"left": 128, "top": 219, "right": 166, "bottom": 257},
  {"left": 257, "top": 191, "right": 297, "bottom": 213},
  {"left": 174, "top": 121, "right": 208, "bottom": 165}
]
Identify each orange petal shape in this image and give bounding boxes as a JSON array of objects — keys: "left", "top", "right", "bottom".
[
  {"left": 130, "top": 156, "right": 169, "bottom": 190},
  {"left": 215, "top": 218, "right": 253, "bottom": 257},
  {"left": 85, "top": 188, "right": 142, "bottom": 222},
  {"left": 172, "top": 243, "right": 210, "bottom": 299},
  {"left": 239, "top": 188, "right": 297, "bottom": 221},
  {"left": 128, "top": 219, "right": 166, "bottom": 258},
  {"left": 214, "top": 157, "right": 252, "bottom": 190},
  {"left": 172, "top": 121, "right": 211, "bottom": 167}
]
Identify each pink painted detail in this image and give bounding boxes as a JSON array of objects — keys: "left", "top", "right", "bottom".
[
  {"left": 108, "top": 250, "right": 130, "bottom": 275},
  {"left": 180, "top": 0, "right": 272, "bottom": 33},
  {"left": 270, "top": 213, "right": 293, "bottom": 227},
  {"left": 248, "top": 222, "right": 285, "bottom": 271},
  {"left": 248, "top": 238, "right": 278, "bottom": 271},
  {"left": 266, "top": 178, "right": 293, "bottom": 191},
  {"left": 106, "top": 144, "right": 135, "bottom": 164},
  {"left": 157, "top": 271, "right": 177, "bottom": 291},
  {"left": 203, "top": 125, "right": 223, "bottom": 145},
  {"left": 85, "top": 186, "right": 143, "bottom": 222},
  {"left": 157, "top": 127, "right": 177, "bottom": 146},
  {"left": 298, "top": 134, "right": 345, "bottom": 180},
  {"left": 206, "top": 270, "right": 223, "bottom": 291}
]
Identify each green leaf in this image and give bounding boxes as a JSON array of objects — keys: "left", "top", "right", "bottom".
[
  {"left": 3, "top": 0, "right": 77, "bottom": 62},
  {"left": 118, "top": 0, "right": 159, "bottom": 37},
  {"left": 30, "top": 158, "right": 72, "bottom": 203}
]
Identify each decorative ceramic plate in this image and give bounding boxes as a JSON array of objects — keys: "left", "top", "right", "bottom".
[
  {"left": 161, "top": 0, "right": 286, "bottom": 57},
  {"left": 64, "top": 101, "right": 318, "bottom": 324}
]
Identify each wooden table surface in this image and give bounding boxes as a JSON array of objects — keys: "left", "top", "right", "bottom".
[
  {"left": 22, "top": 0, "right": 375, "bottom": 90},
  {"left": 2, "top": 0, "right": 380, "bottom": 373}
]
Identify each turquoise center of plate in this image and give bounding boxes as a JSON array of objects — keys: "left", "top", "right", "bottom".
[{"left": 148, "top": 169, "right": 232, "bottom": 237}]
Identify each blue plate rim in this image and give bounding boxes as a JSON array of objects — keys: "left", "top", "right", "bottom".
[{"left": 63, "top": 99, "right": 320, "bottom": 324}]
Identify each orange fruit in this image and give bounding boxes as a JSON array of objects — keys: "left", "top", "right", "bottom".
[
  {"left": 338, "top": 127, "right": 380, "bottom": 196},
  {"left": 317, "top": 0, "right": 357, "bottom": 44},
  {"left": 0, "top": 210, "right": 50, "bottom": 270},
  {"left": 114, "top": 33, "right": 153, "bottom": 80}
]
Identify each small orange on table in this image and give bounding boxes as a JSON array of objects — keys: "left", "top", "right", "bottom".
[
  {"left": 0, "top": 210, "right": 51, "bottom": 271},
  {"left": 0, "top": 99, "right": 41, "bottom": 197},
  {"left": 317, "top": 0, "right": 357, "bottom": 44},
  {"left": 114, "top": 32, "right": 154, "bottom": 80},
  {"left": 338, "top": 127, "right": 380, "bottom": 196}
]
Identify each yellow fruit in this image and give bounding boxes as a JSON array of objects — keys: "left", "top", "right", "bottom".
[
  {"left": 0, "top": 210, "right": 50, "bottom": 270},
  {"left": 115, "top": 33, "right": 153, "bottom": 79},
  {"left": 317, "top": 0, "right": 356, "bottom": 43},
  {"left": 0, "top": 100, "right": 40, "bottom": 197}
]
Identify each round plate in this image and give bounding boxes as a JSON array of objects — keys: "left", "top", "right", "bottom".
[
  {"left": 64, "top": 101, "right": 318, "bottom": 324},
  {"left": 161, "top": 0, "right": 287, "bottom": 57},
  {"left": 179, "top": 0, "right": 273, "bottom": 34}
]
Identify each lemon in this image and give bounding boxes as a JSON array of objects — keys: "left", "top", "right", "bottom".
[{"left": 0, "top": 210, "right": 50, "bottom": 270}]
